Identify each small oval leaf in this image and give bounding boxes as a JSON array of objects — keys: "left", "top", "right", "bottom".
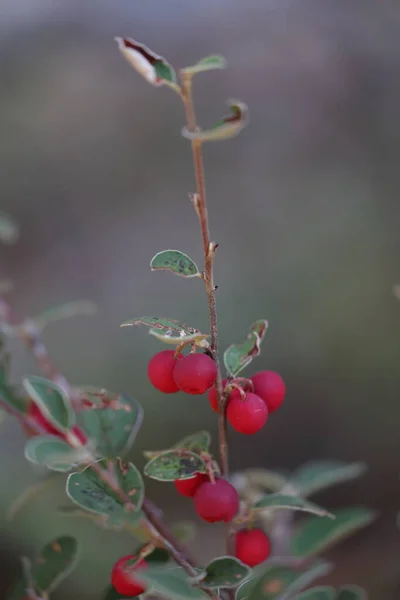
[
  {"left": 290, "top": 507, "right": 377, "bottom": 558},
  {"left": 182, "top": 101, "right": 248, "bottom": 143},
  {"left": 173, "top": 431, "right": 211, "bottom": 454},
  {"left": 182, "top": 55, "right": 226, "bottom": 75},
  {"left": 121, "top": 317, "right": 209, "bottom": 347},
  {"left": 224, "top": 320, "right": 268, "bottom": 377},
  {"left": 202, "top": 556, "right": 251, "bottom": 589},
  {"left": 289, "top": 461, "right": 367, "bottom": 497},
  {"left": 23, "top": 376, "right": 74, "bottom": 432},
  {"left": 294, "top": 587, "right": 336, "bottom": 600},
  {"left": 254, "top": 493, "right": 333, "bottom": 518},
  {"left": 66, "top": 458, "right": 144, "bottom": 526},
  {"left": 24, "top": 435, "right": 89, "bottom": 472},
  {"left": 144, "top": 450, "right": 207, "bottom": 481},
  {"left": 134, "top": 566, "right": 207, "bottom": 599},
  {"left": 115, "top": 37, "right": 176, "bottom": 86},
  {"left": 336, "top": 586, "right": 367, "bottom": 600},
  {"left": 79, "top": 390, "right": 143, "bottom": 458},
  {"left": 151, "top": 250, "right": 200, "bottom": 278}
]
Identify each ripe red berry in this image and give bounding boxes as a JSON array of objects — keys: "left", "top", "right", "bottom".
[
  {"left": 194, "top": 479, "right": 239, "bottom": 523},
  {"left": 174, "top": 473, "right": 209, "bottom": 497},
  {"left": 235, "top": 528, "right": 271, "bottom": 567},
  {"left": 251, "top": 370, "right": 286, "bottom": 413},
  {"left": 173, "top": 353, "right": 217, "bottom": 395},
  {"left": 208, "top": 378, "right": 228, "bottom": 412},
  {"left": 147, "top": 350, "right": 183, "bottom": 393},
  {"left": 111, "top": 556, "right": 147, "bottom": 597},
  {"left": 28, "top": 402, "right": 61, "bottom": 435},
  {"left": 227, "top": 391, "right": 268, "bottom": 434}
]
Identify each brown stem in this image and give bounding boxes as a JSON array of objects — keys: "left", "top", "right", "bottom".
[{"left": 180, "top": 74, "right": 229, "bottom": 478}]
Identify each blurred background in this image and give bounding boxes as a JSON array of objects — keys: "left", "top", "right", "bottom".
[{"left": 1, "top": 0, "right": 400, "bottom": 598}]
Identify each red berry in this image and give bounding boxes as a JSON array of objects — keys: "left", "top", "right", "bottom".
[
  {"left": 173, "top": 353, "right": 217, "bottom": 395},
  {"left": 251, "top": 371, "right": 286, "bottom": 413},
  {"left": 227, "top": 391, "right": 268, "bottom": 434},
  {"left": 28, "top": 402, "right": 61, "bottom": 435},
  {"left": 208, "top": 378, "right": 228, "bottom": 412},
  {"left": 235, "top": 528, "right": 271, "bottom": 567},
  {"left": 147, "top": 350, "right": 183, "bottom": 393},
  {"left": 174, "top": 473, "right": 209, "bottom": 497},
  {"left": 194, "top": 479, "right": 239, "bottom": 523},
  {"left": 111, "top": 556, "right": 147, "bottom": 597}
]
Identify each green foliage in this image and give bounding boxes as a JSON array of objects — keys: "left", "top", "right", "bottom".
[
  {"left": 182, "top": 55, "right": 226, "bottom": 75},
  {"left": 290, "top": 507, "right": 377, "bottom": 558},
  {"left": 79, "top": 390, "right": 143, "bottom": 458},
  {"left": 134, "top": 565, "right": 207, "bottom": 599},
  {"left": 254, "top": 493, "right": 333, "bottom": 518},
  {"left": 144, "top": 449, "right": 207, "bottom": 481},
  {"left": 24, "top": 435, "right": 88, "bottom": 472},
  {"left": 173, "top": 430, "right": 211, "bottom": 454},
  {"left": 6, "top": 536, "right": 78, "bottom": 599},
  {"left": 289, "top": 461, "right": 367, "bottom": 497},
  {"left": 23, "top": 376, "right": 74, "bottom": 432},
  {"left": 66, "top": 459, "right": 144, "bottom": 527},
  {"left": 294, "top": 587, "right": 336, "bottom": 600},
  {"left": 201, "top": 556, "right": 251, "bottom": 589},
  {"left": 151, "top": 250, "right": 200, "bottom": 278},
  {"left": 182, "top": 101, "right": 249, "bottom": 142},
  {"left": 224, "top": 320, "right": 268, "bottom": 376}
]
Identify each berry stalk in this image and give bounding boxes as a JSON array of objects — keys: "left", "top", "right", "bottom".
[{"left": 180, "top": 73, "right": 229, "bottom": 478}]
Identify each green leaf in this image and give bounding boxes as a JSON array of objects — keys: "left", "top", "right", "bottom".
[
  {"left": 254, "top": 493, "right": 333, "bottom": 518},
  {"left": 115, "top": 37, "right": 176, "bottom": 86},
  {"left": 66, "top": 459, "right": 144, "bottom": 526},
  {"left": 121, "top": 316, "right": 209, "bottom": 347},
  {"left": 336, "top": 586, "right": 367, "bottom": 600},
  {"left": 0, "top": 211, "right": 18, "bottom": 244},
  {"left": 134, "top": 566, "right": 207, "bottom": 599},
  {"left": 273, "top": 563, "right": 334, "bottom": 600},
  {"left": 23, "top": 376, "right": 74, "bottom": 432},
  {"left": 24, "top": 435, "right": 89, "bottom": 472},
  {"left": 150, "top": 250, "right": 200, "bottom": 278},
  {"left": 79, "top": 391, "right": 143, "bottom": 458},
  {"left": 144, "top": 450, "right": 207, "bottom": 481},
  {"left": 233, "top": 469, "right": 287, "bottom": 493},
  {"left": 289, "top": 461, "right": 367, "bottom": 497},
  {"left": 182, "top": 55, "right": 226, "bottom": 75},
  {"left": 182, "top": 100, "right": 249, "bottom": 142},
  {"left": 202, "top": 557, "right": 251, "bottom": 589},
  {"left": 6, "top": 536, "right": 79, "bottom": 599},
  {"left": 290, "top": 507, "right": 377, "bottom": 558},
  {"left": 224, "top": 320, "right": 268, "bottom": 376},
  {"left": 294, "top": 587, "right": 336, "bottom": 600},
  {"left": 173, "top": 431, "right": 211, "bottom": 454}
]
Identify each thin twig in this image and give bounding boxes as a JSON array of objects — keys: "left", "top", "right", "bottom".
[{"left": 180, "top": 74, "right": 229, "bottom": 478}]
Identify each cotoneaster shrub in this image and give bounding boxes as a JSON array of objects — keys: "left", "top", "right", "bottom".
[{"left": 0, "top": 36, "right": 376, "bottom": 600}]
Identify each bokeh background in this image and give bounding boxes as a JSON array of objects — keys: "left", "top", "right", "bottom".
[{"left": 1, "top": 0, "right": 400, "bottom": 598}]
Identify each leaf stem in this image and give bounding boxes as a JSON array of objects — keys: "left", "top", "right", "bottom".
[{"left": 180, "top": 74, "right": 229, "bottom": 479}]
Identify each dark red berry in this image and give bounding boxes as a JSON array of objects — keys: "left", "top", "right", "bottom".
[
  {"left": 111, "top": 556, "right": 147, "bottom": 597},
  {"left": 28, "top": 402, "right": 61, "bottom": 435},
  {"left": 173, "top": 353, "right": 217, "bottom": 395},
  {"left": 147, "top": 350, "right": 183, "bottom": 393},
  {"left": 235, "top": 528, "right": 271, "bottom": 567},
  {"left": 208, "top": 378, "right": 228, "bottom": 412},
  {"left": 227, "top": 391, "right": 268, "bottom": 434},
  {"left": 174, "top": 473, "right": 209, "bottom": 497},
  {"left": 194, "top": 479, "right": 239, "bottom": 523},
  {"left": 251, "top": 370, "right": 286, "bottom": 413}
]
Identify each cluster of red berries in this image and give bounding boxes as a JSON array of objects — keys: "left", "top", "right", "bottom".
[
  {"left": 148, "top": 349, "right": 286, "bottom": 436},
  {"left": 26, "top": 402, "right": 87, "bottom": 445},
  {"left": 110, "top": 524, "right": 272, "bottom": 597}
]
